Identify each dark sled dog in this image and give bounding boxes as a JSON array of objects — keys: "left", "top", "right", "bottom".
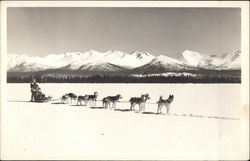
[
  {"left": 77, "top": 95, "right": 89, "bottom": 106},
  {"left": 102, "top": 94, "right": 122, "bottom": 109},
  {"left": 87, "top": 92, "right": 98, "bottom": 106},
  {"left": 157, "top": 95, "right": 174, "bottom": 114},
  {"left": 68, "top": 93, "right": 78, "bottom": 104},
  {"left": 61, "top": 94, "right": 69, "bottom": 104},
  {"left": 129, "top": 94, "right": 150, "bottom": 111}
]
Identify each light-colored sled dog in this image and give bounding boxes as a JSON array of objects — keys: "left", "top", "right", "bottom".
[{"left": 157, "top": 95, "right": 174, "bottom": 114}]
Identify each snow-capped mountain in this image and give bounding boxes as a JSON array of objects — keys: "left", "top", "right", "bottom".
[
  {"left": 181, "top": 50, "right": 214, "bottom": 67},
  {"left": 7, "top": 49, "right": 241, "bottom": 74},
  {"left": 7, "top": 50, "right": 155, "bottom": 72},
  {"left": 217, "top": 51, "right": 241, "bottom": 69},
  {"left": 63, "top": 50, "right": 155, "bottom": 71},
  {"left": 133, "top": 55, "right": 192, "bottom": 73},
  {"left": 176, "top": 50, "right": 241, "bottom": 70}
]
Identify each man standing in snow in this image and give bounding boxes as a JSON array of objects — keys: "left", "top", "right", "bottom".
[{"left": 30, "top": 78, "right": 39, "bottom": 102}]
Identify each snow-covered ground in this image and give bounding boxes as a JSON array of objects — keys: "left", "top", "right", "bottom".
[{"left": 2, "top": 83, "right": 245, "bottom": 159}]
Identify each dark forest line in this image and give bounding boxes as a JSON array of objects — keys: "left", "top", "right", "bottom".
[{"left": 7, "top": 74, "right": 241, "bottom": 83}]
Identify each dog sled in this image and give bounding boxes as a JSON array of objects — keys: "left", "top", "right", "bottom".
[{"left": 32, "top": 91, "right": 52, "bottom": 103}]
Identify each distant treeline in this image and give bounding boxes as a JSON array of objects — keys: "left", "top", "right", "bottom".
[{"left": 7, "top": 74, "right": 241, "bottom": 83}]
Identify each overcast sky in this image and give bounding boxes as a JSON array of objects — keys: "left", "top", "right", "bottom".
[{"left": 8, "top": 7, "right": 240, "bottom": 57}]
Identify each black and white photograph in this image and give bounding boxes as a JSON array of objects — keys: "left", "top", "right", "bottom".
[{"left": 1, "top": 1, "right": 249, "bottom": 160}]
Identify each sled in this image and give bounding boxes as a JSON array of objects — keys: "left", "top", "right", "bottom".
[
  {"left": 35, "top": 96, "right": 52, "bottom": 103},
  {"left": 33, "top": 93, "right": 52, "bottom": 103}
]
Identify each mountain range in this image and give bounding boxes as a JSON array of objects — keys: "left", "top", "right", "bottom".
[{"left": 7, "top": 50, "right": 241, "bottom": 76}]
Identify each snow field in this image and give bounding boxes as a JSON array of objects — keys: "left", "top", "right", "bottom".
[{"left": 2, "top": 83, "right": 243, "bottom": 159}]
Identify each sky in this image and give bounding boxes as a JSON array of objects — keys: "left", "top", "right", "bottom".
[{"left": 7, "top": 7, "right": 241, "bottom": 57}]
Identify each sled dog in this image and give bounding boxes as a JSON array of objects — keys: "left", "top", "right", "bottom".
[
  {"left": 77, "top": 95, "right": 89, "bottom": 106},
  {"left": 157, "top": 95, "right": 174, "bottom": 114},
  {"left": 102, "top": 94, "right": 122, "bottom": 109},
  {"left": 68, "top": 93, "right": 78, "bottom": 104},
  {"left": 129, "top": 94, "right": 150, "bottom": 111},
  {"left": 87, "top": 92, "right": 98, "bottom": 106},
  {"left": 61, "top": 94, "right": 69, "bottom": 104}
]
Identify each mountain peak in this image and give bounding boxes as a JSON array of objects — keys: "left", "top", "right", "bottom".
[
  {"left": 182, "top": 50, "right": 210, "bottom": 58},
  {"left": 154, "top": 55, "right": 183, "bottom": 65},
  {"left": 106, "top": 50, "right": 127, "bottom": 58},
  {"left": 7, "top": 49, "right": 241, "bottom": 72},
  {"left": 130, "top": 51, "right": 154, "bottom": 59}
]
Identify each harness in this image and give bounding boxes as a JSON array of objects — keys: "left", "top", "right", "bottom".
[
  {"left": 166, "top": 99, "right": 172, "bottom": 103},
  {"left": 159, "top": 98, "right": 171, "bottom": 104}
]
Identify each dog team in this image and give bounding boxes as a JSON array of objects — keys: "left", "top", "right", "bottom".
[{"left": 61, "top": 92, "right": 174, "bottom": 114}]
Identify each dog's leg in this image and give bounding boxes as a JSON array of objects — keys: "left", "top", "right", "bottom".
[
  {"left": 108, "top": 102, "right": 110, "bottom": 109},
  {"left": 166, "top": 104, "right": 170, "bottom": 114},
  {"left": 157, "top": 104, "right": 160, "bottom": 114},
  {"left": 142, "top": 103, "right": 145, "bottom": 111},
  {"left": 104, "top": 101, "right": 107, "bottom": 109},
  {"left": 132, "top": 103, "right": 136, "bottom": 111},
  {"left": 141, "top": 103, "right": 145, "bottom": 112},
  {"left": 130, "top": 103, "right": 133, "bottom": 111},
  {"left": 160, "top": 105, "right": 163, "bottom": 114},
  {"left": 139, "top": 103, "right": 143, "bottom": 112},
  {"left": 112, "top": 102, "right": 114, "bottom": 109},
  {"left": 133, "top": 103, "right": 137, "bottom": 111},
  {"left": 158, "top": 105, "right": 162, "bottom": 114}
]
